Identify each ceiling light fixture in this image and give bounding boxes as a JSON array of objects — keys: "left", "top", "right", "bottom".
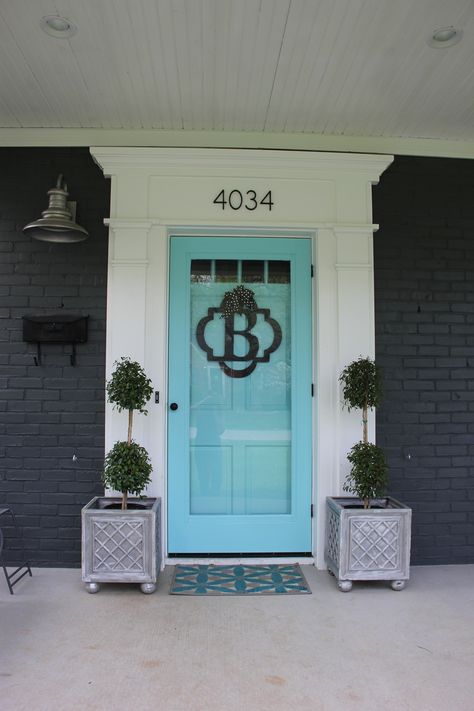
[
  {"left": 23, "top": 175, "right": 89, "bottom": 244},
  {"left": 428, "top": 26, "right": 463, "bottom": 48},
  {"left": 40, "top": 15, "right": 77, "bottom": 39}
]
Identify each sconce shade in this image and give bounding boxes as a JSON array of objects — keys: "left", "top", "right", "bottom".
[{"left": 23, "top": 174, "right": 89, "bottom": 243}]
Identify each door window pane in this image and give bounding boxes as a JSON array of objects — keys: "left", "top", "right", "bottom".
[
  {"left": 191, "top": 260, "right": 212, "bottom": 283},
  {"left": 242, "top": 260, "right": 264, "bottom": 283},
  {"left": 268, "top": 260, "right": 290, "bottom": 284},
  {"left": 215, "top": 260, "right": 238, "bottom": 283},
  {"left": 190, "top": 259, "right": 291, "bottom": 515}
]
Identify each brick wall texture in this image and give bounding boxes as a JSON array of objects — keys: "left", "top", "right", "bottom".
[
  {"left": 373, "top": 155, "right": 474, "bottom": 565},
  {"left": 0, "top": 148, "right": 109, "bottom": 567}
]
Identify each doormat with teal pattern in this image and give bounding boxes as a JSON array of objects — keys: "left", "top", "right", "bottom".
[{"left": 170, "top": 564, "right": 311, "bottom": 595}]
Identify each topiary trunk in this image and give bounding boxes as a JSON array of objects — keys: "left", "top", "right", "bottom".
[{"left": 121, "top": 409, "right": 134, "bottom": 510}]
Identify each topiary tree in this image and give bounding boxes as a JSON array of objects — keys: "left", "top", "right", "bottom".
[
  {"left": 103, "top": 357, "right": 154, "bottom": 509},
  {"left": 340, "top": 357, "right": 387, "bottom": 508}
]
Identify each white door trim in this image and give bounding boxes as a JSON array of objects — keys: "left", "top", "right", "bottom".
[{"left": 91, "top": 147, "right": 393, "bottom": 568}]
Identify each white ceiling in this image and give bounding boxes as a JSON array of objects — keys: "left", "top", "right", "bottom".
[{"left": 1, "top": 0, "right": 474, "bottom": 153}]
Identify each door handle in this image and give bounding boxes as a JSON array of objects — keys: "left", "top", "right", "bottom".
[{"left": 170, "top": 402, "right": 179, "bottom": 411}]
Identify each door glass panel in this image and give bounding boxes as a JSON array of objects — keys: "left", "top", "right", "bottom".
[
  {"left": 268, "top": 260, "right": 290, "bottom": 283},
  {"left": 242, "top": 260, "right": 264, "bottom": 283},
  {"left": 215, "top": 259, "right": 238, "bottom": 282},
  {"left": 189, "top": 260, "right": 291, "bottom": 515},
  {"left": 191, "top": 259, "right": 212, "bottom": 283}
]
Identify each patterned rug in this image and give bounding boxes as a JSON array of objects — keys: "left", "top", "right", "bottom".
[{"left": 170, "top": 563, "right": 311, "bottom": 595}]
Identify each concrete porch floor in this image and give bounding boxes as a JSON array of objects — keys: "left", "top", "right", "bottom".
[{"left": 1, "top": 564, "right": 473, "bottom": 711}]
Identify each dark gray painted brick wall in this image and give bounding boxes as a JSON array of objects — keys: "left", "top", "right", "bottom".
[
  {"left": 373, "top": 156, "right": 474, "bottom": 565},
  {"left": 0, "top": 148, "right": 109, "bottom": 567}
]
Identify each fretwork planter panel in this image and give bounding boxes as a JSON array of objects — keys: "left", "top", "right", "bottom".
[
  {"left": 325, "top": 497, "right": 411, "bottom": 592},
  {"left": 350, "top": 518, "right": 400, "bottom": 570},
  {"left": 325, "top": 504, "right": 340, "bottom": 568},
  {"left": 92, "top": 519, "right": 147, "bottom": 573}
]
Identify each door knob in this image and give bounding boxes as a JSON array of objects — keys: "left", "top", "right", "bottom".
[{"left": 170, "top": 402, "right": 179, "bottom": 411}]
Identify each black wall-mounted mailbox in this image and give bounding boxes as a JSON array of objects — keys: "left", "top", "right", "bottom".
[{"left": 22, "top": 313, "right": 89, "bottom": 366}]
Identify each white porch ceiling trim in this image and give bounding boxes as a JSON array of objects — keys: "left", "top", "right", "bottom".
[{"left": 1, "top": 128, "right": 474, "bottom": 160}]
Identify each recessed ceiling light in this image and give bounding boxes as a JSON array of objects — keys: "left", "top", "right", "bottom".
[
  {"left": 40, "top": 15, "right": 77, "bottom": 39},
  {"left": 428, "top": 26, "right": 463, "bottom": 48}
]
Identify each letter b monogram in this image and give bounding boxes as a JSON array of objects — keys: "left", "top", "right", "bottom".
[{"left": 196, "top": 307, "right": 282, "bottom": 378}]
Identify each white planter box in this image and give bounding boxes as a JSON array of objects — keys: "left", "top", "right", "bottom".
[
  {"left": 81, "top": 497, "right": 161, "bottom": 594},
  {"left": 325, "top": 496, "right": 411, "bottom": 592}
]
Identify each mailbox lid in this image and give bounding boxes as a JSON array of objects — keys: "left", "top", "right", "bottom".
[{"left": 22, "top": 314, "right": 89, "bottom": 343}]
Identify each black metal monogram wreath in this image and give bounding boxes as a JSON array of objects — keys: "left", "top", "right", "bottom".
[{"left": 196, "top": 284, "right": 282, "bottom": 379}]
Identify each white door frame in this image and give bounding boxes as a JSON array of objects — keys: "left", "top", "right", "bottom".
[{"left": 90, "top": 147, "right": 393, "bottom": 568}]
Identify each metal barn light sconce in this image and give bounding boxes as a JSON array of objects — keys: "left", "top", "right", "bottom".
[{"left": 23, "top": 175, "right": 89, "bottom": 243}]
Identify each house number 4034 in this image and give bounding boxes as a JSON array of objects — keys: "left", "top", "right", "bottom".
[{"left": 213, "top": 189, "right": 274, "bottom": 211}]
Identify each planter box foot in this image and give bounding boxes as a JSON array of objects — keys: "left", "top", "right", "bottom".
[
  {"left": 140, "top": 582, "right": 157, "bottom": 594},
  {"left": 390, "top": 579, "right": 406, "bottom": 591},
  {"left": 86, "top": 582, "right": 100, "bottom": 594},
  {"left": 337, "top": 579, "right": 353, "bottom": 592}
]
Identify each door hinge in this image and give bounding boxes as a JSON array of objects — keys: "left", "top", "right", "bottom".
[
  {"left": 311, "top": 504, "right": 314, "bottom": 518},
  {"left": 311, "top": 264, "right": 314, "bottom": 277}
]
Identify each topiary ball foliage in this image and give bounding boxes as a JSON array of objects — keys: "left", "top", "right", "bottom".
[
  {"left": 343, "top": 441, "right": 388, "bottom": 505},
  {"left": 339, "top": 356, "right": 382, "bottom": 411},
  {"left": 103, "top": 440, "right": 152, "bottom": 497},
  {"left": 107, "top": 357, "right": 153, "bottom": 413}
]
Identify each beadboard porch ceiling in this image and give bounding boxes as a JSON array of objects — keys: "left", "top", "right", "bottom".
[{"left": 1, "top": 1, "right": 474, "bottom": 154}]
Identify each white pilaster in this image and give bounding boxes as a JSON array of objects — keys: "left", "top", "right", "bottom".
[{"left": 105, "top": 220, "right": 151, "bottom": 457}]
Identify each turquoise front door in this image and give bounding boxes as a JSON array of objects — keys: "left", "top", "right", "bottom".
[{"left": 168, "top": 236, "right": 313, "bottom": 553}]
